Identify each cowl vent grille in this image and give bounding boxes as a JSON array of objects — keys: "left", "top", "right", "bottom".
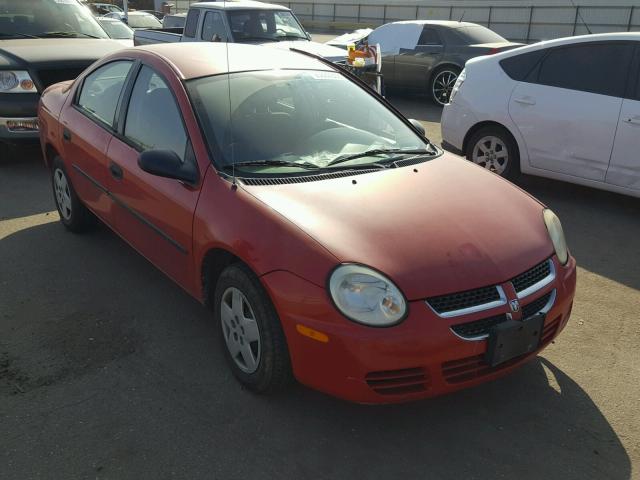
[{"left": 239, "top": 169, "right": 379, "bottom": 186}]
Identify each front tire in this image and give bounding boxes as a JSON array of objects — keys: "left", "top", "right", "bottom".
[
  {"left": 51, "top": 156, "right": 93, "bottom": 233},
  {"left": 213, "top": 264, "right": 292, "bottom": 393},
  {"left": 429, "top": 66, "right": 461, "bottom": 106},
  {"left": 466, "top": 126, "right": 520, "bottom": 180}
]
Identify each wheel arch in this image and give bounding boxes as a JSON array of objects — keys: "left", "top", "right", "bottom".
[
  {"left": 201, "top": 247, "right": 253, "bottom": 308},
  {"left": 462, "top": 120, "right": 520, "bottom": 160},
  {"left": 44, "top": 143, "right": 60, "bottom": 169}
]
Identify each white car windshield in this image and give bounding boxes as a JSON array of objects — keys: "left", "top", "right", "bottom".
[
  {"left": 187, "top": 70, "right": 434, "bottom": 174},
  {"left": 98, "top": 19, "right": 133, "bottom": 39},
  {"left": 0, "top": 0, "right": 108, "bottom": 39}
]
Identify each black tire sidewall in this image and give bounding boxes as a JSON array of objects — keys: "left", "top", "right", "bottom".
[
  {"left": 51, "top": 156, "right": 90, "bottom": 232},
  {"left": 429, "top": 66, "right": 461, "bottom": 106},
  {"left": 213, "top": 264, "right": 291, "bottom": 393},
  {"left": 466, "top": 127, "right": 520, "bottom": 180}
]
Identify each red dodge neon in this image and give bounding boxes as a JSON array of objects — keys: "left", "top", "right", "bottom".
[{"left": 38, "top": 43, "right": 576, "bottom": 403}]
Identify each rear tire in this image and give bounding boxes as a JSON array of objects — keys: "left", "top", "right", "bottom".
[
  {"left": 465, "top": 126, "right": 520, "bottom": 181},
  {"left": 429, "top": 66, "right": 461, "bottom": 106},
  {"left": 51, "top": 156, "right": 93, "bottom": 233},
  {"left": 213, "top": 264, "right": 293, "bottom": 393}
]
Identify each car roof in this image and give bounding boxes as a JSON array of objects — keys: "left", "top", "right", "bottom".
[
  {"left": 490, "top": 31, "right": 640, "bottom": 60},
  {"left": 97, "top": 17, "right": 121, "bottom": 22},
  {"left": 190, "top": 1, "right": 289, "bottom": 11},
  {"left": 390, "top": 20, "right": 481, "bottom": 28},
  {"left": 124, "top": 42, "right": 332, "bottom": 79}
]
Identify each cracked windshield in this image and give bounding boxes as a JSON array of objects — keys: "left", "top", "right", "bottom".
[{"left": 187, "top": 70, "right": 434, "bottom": 174}]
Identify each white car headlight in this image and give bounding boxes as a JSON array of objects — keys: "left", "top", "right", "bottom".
[
  {"left": 328, "top": 264, "right": 407, "bottom": 326},
  {"left": 0, "top": 71, "right": 37, "bottom": 93},
  {"left": 543, "top": 209, "right": 569, "bottom": 265},
  {"left": 449, "top": 68, "right": 465, "bottom": 103}
]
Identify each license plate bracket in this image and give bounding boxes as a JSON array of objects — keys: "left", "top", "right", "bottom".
[{"left": 485, "top": 314, "right": 544, "bottom": 367}]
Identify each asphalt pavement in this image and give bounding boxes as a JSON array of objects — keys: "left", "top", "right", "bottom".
[{"left": 1, "top": 94, "right": 639, "bottom": 479}]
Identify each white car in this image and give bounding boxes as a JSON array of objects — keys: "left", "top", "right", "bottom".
[{"left": 441, "top": 32, "right": 640, "bottom": 198}]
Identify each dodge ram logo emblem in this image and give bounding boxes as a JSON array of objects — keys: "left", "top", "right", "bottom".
[{"left": 509, "top": 299, "right": 520, "bottom": 312}]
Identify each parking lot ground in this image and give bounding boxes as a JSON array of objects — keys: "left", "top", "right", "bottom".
[{"left": 1, "top": 101, "right": 639, "bottom": 479}]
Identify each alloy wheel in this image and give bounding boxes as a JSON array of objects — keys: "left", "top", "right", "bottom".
[
  {"left": 53, "top": 168, "right": 73, "bottom": 220},
  {"left": 471, "top": 136, "right": 509, "bottom": 175},
  {"left": 220, "top": 287, "right": 261, "bottom": 374},
  {"left": 432, "top": 70, "right": 458, "bottom": 106}
]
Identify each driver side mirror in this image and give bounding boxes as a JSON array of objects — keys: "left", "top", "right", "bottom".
[
  {"left": 408, "top": 119, "right": 426, "bottom": 136},
  {"left": 138, "top": 150, "right": 199, "bottom": 185}
]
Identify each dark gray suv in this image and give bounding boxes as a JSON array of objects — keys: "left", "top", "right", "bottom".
[{"left": 368, "top": 21, "right": 521, "bottom": 105}]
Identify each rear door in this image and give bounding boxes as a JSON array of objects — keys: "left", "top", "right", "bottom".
[
  {"left": 508, "top": 41, "right": 633, "bottom": 181},
  {"left": 105, "top": 65, "right": 202, "bottom": 287},
  {"left": 60, "top": 60, "right": 134, "bottom": 224},
  {"left": 394, "top": 26, "right": 443, "bottom": 88},
  {"left": 607, "top": 46, "right": 640, "bottom": 191}
]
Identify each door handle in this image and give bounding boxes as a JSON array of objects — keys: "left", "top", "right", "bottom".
[
  {"left": 514, "top": 97, "right": 536, "bottom": 106},
  {"left": 62, "top": 128, "right": 71, "bottom": 141},
  {"left": 624, "top": 116, "right": 640, "bottom": 125},
  {"left": 109, "top": 162, "right": 123, "bottom": 180}
]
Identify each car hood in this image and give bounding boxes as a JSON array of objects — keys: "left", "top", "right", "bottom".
[
  {"left": 0, "top": 39, "right": 125, "bottom": 69},
  {"left": 326, "top": 29, "right": 373, "bottom": 48},
  {"left": 243, "top": 153, "right": 554, "bottom": 300},
  {"left": 259, "top": 40, "right": 347, "bottom": 62}
]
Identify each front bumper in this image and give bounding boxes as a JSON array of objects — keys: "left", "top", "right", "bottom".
[
  {"left": 0, "top": 93, "right": 40, "bottom": 143},
  {"left": 262, "top": 255, "right": 577, "bottom": 404},
  {"left": 440, "top": 100, "right": 478, "bottom": 155}
]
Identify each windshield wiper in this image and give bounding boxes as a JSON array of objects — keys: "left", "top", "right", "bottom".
[
  {"left": 223, "top": 160, "right": 321, "bottom": 170},
  {"left": 0, "top": 32, "right": 40, "bottom": 39},
  {"left": 38, "top": 31, "right": 103, "bottom": 39},
  {"left": 237, "top": 35, "right": 278, "bottom": 42},
  {"left": 276, "top": 35, "right": 307, "bottom": 41},
  {"left": 327, "top": 147, "right": 436, "bottom": 167}
]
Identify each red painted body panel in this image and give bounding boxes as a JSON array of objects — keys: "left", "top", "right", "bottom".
[{"left": 38, "top": 43, "right": 577, "bottom": 403}]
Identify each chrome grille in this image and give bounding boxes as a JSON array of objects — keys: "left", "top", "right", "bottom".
[
  {"left": 451, "top": 314, "right": 507, "bottom": 340},
  {"left": 521, "top": 291, "right": 554, "bottom": 319},
  {"left": 511, "top": 259, "right": 552, "bottom": 295},
  {"left": 427, "top": 286, "right": 502, "bottom": 316}
]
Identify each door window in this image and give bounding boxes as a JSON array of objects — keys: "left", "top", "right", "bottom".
[
  {"left": 76, "top": 61, "right": 132, "bottom": 127},
  {"left": 418, "top": 27, "right": 440, "bottom": 46},
  {"left": 201, "top": 11, "right": 227, "bottom": 41},
  {"left": 124, "top": 66, "right": 188, "bottom": 160},
  {"left": 536, "top": 42, "right": 633, "bottom": 97}
]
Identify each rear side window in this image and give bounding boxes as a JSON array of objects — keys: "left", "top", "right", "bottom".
[
  {"left": 500, "top": 50, "right": 546, "bottom": 81},
  {"left": 536, "top": 43, "right": 634, "bottom": 97},
  {"left": 77, "top": 61, "right": 132, "bottom": 127},
  {"left": 418, "top": 27, "right": 440, "bottom": 45},
  {"left": 184, "top": 8, "right": 200, "bottom": 38},
  {"left": 124, "top": 66, "right": 188, "bottom": 159}
]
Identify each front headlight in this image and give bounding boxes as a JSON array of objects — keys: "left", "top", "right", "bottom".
[
  {"left": 0, "top": 71, "right": 37, "bottom": 93},
  {"left": 543, "top": 209, "right": 569, "bottom": 265},
  {"left": 328, "top": 264, "right": 407, "bottom": 326},
  {"left": 449, "top": 68, "right": 465, "bottom": 103}
]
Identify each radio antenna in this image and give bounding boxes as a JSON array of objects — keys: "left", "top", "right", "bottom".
[
  {"left": 223, "top": 0, "right": 237, "bottom": 188},
  {"left": 569, "top": 0, "right": 592, "bottom": 35},
  {"left": 458, "top": 10, "right": 465, "bottom": 22}
]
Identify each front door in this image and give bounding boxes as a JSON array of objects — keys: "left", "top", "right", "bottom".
[
  {"left": 394, "top": 26, "right": 443, "bottom": 89},
  {"left": 60, "top": 60, "right": 133, "bottom": 224},
  {"left": 607, "top": 61, "right": 640, "bottom": 191},
  {"left": 508, "top": 41, "right": 633, "bottom": 181},
  {"left": 106, "top": 65, "right": 201, "bottom": 288}
]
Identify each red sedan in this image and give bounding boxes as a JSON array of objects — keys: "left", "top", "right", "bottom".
[{"left": 38, "top": 43, "right": 576, "bottom": 403}]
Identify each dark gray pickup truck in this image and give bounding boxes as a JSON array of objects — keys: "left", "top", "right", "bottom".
[{"left": 0, "top": 0, "right": 124, "bottom": 158}]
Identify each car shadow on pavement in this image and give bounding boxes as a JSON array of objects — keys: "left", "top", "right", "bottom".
[
  {"left": 0, "top": 148, "right": 52, "bottom": 221},
  {"left": 0, "top": 220, "right": 631, "bottom": 480},
  {"left": 517, "top": 175, "right": 640, "bottom": 291}
]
